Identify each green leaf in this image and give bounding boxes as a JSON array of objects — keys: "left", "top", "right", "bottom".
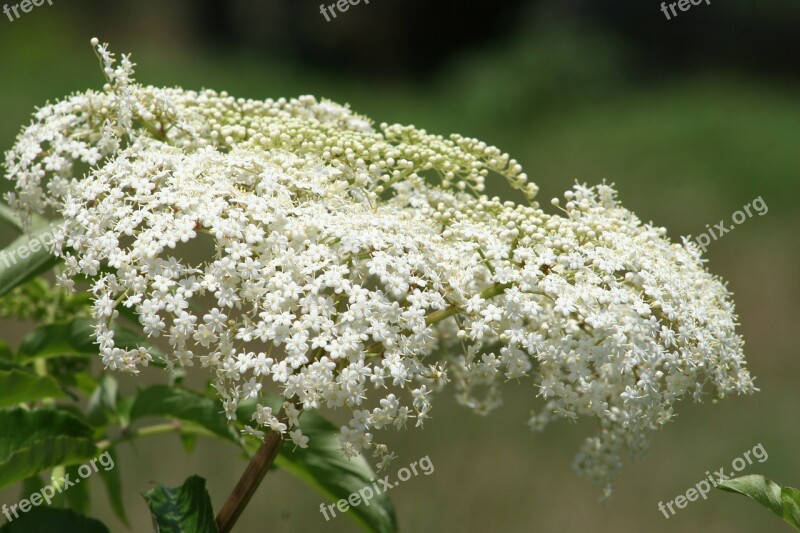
[
  {"left": 86, "top": 374, "right": 119, "bottom": 426},
  {"left": 0, "top": 408, "right": 97, "bottom": 488},
  {"left": 276, "top": 411, "right": 398, "bottom": 533},
  {"left": 0, "top": 360, "right": 27, "bottom": 372},
  {"left": 17, "top": 318, "right": 100, "bottom": 360},
  {"left": 19, "top": 474, "right": 44, "bottom": 502},
  {"left": 0, "top": 205, "right": 50, "bottom": 233},
  {"left": 97, "top": 449, "right": 129, "bottom": 527},
  {"left": 116, "top": 396, "right": 135, "bottom": 427},
  {"left": 130, "top": 385, "right": 238, "bottom": 443},
  {"left": 65, "top": 371, "right": 100, "bottom": 397},
  {"left": 0, "top": 359, "right": 31, "bottom": 373},
  {"left": 64, "top": 463, "right": 91, "bottom": 514},
  {"left": 0, "top": 370, "right": 65, "bottom": 407},
  {"left": 0, "top": 341, "right": 13, "bottom": 360},
  {"left": 0, "top": 225, "right": 59, "bottom": 297},
  {"left": 719, "top": 475, "right": 800, "bottom": 530},
  {"left": 0, "top": 204, "right": 23, "bottom": 231},
  {"left": 143, "top": 475, "right": 218, "bottom": 533},
  {"left": 0, "top": 507, "right": 109, "bottom": 532},
  {"left": 16, "top": 317, "right": 162, "bottom": 363},
  {"left": 784, "top": 488, "right": 800, "bottom": 529}
]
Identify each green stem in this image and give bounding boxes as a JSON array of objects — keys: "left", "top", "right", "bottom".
[
  {"left": 363, "top": 282, "right": 514, "bottom": 358},
  {"left": 425, "top": 282, "right": 512, "bottom": 326},
  {"left": 95, "top": 421, "right": 216, "bottom": 450}
]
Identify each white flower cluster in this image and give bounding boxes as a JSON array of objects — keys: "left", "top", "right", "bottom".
[{"left": 3, "top": 41, "right": 755, "bottom": 495}]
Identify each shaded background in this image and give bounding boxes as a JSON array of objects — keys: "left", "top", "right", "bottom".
[{"left": 1, "top": 0, "right": 799, "bottom": 531}]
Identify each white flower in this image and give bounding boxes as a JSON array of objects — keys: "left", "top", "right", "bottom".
[
  {"left": 2, "top": 40, "right": 756, "bottom": 496},
  {"left": 349, "top": 409, "right": 371, "bottom": 431},
  {"left": 289, "top": 429, "right": 309, "bottom": 449}
]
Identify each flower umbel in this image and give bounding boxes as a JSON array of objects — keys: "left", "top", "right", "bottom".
[{"left": 3, "top": 40, "right": 755, "bottom": 496}]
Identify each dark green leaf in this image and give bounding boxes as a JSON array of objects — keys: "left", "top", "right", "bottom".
[
  {"left": 66, "top": 371, "right": 100, "bottom": 397},
  {"left": 719, "top": 475, "right": 800, "bottom": 530},
  {"left": 64, "top": 463, "right": 91, "bottom": 514},
  {"left": 0, "top": 507, "right": 109, "bottom": 532},
  {"left": 0, "top": 359, "right": 29, "bottom": 372},
  {"left": 0, "top": 341, "right": 13, "bottom": 361},
  {"left": 97, "top": 449, "right": 129, "bottom": 527},
  {"left": 16, "top": 317, "right": 162, "bottom": 363},
  {"left": 0, "top": 408, "right": 97, "bottom": 488},
  {"left": 130, "top": 385, "right": 238, "bottom": 443},
  {"left": 17, "top": 318, "right": 100, "bottom": 360},
  {"left": 0, "top": 370, "right": 65, "bottom": 407},
  {"left": 19, "top": 474, "right": 44, "bottom": 502},
  {"left": 143, "top": 475, "right": 217, "bottom": 533},
  {"left": 0, "top": 226, "right": 59, "bottom": 297}
]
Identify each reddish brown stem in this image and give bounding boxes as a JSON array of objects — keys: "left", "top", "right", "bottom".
[{"left": 215, "top": 427, "right": 284, "bottom": 532}]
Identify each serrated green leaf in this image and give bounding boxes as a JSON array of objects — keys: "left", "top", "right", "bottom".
[
  {"left": 0, "top": 370, "right": 65, "bottom": 407},
  {"left": 97, "top": 448, "right": 129, "bottom": 527},
  {"left": 0, "top": 408, "right": 97, "bottom": 488},
  {"left": 0, "top": 434, "right": 98, "bottom": 489},
  {"left": 143, "top": 475, "right": 218, "bottom": 533},
  {"left": 0, "top": 226, "right": 59, "bottom": 297},
  {"left": 0, "top": 507, "right": 109, "bottom": 532},
  {"left": 129, "top": 385, "right": 238, "bottom": 443},
  {"left": 719, "top": 474, "right": 800, "bottom": 530}
]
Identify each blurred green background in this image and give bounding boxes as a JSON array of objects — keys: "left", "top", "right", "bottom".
[{"left": 1, "top": 1, "right": 798, "bottom": 531}]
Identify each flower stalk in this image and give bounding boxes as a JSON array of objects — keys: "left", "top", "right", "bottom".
[{"left": 215, "top": 426, "right": 285, "bottom": 533}]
